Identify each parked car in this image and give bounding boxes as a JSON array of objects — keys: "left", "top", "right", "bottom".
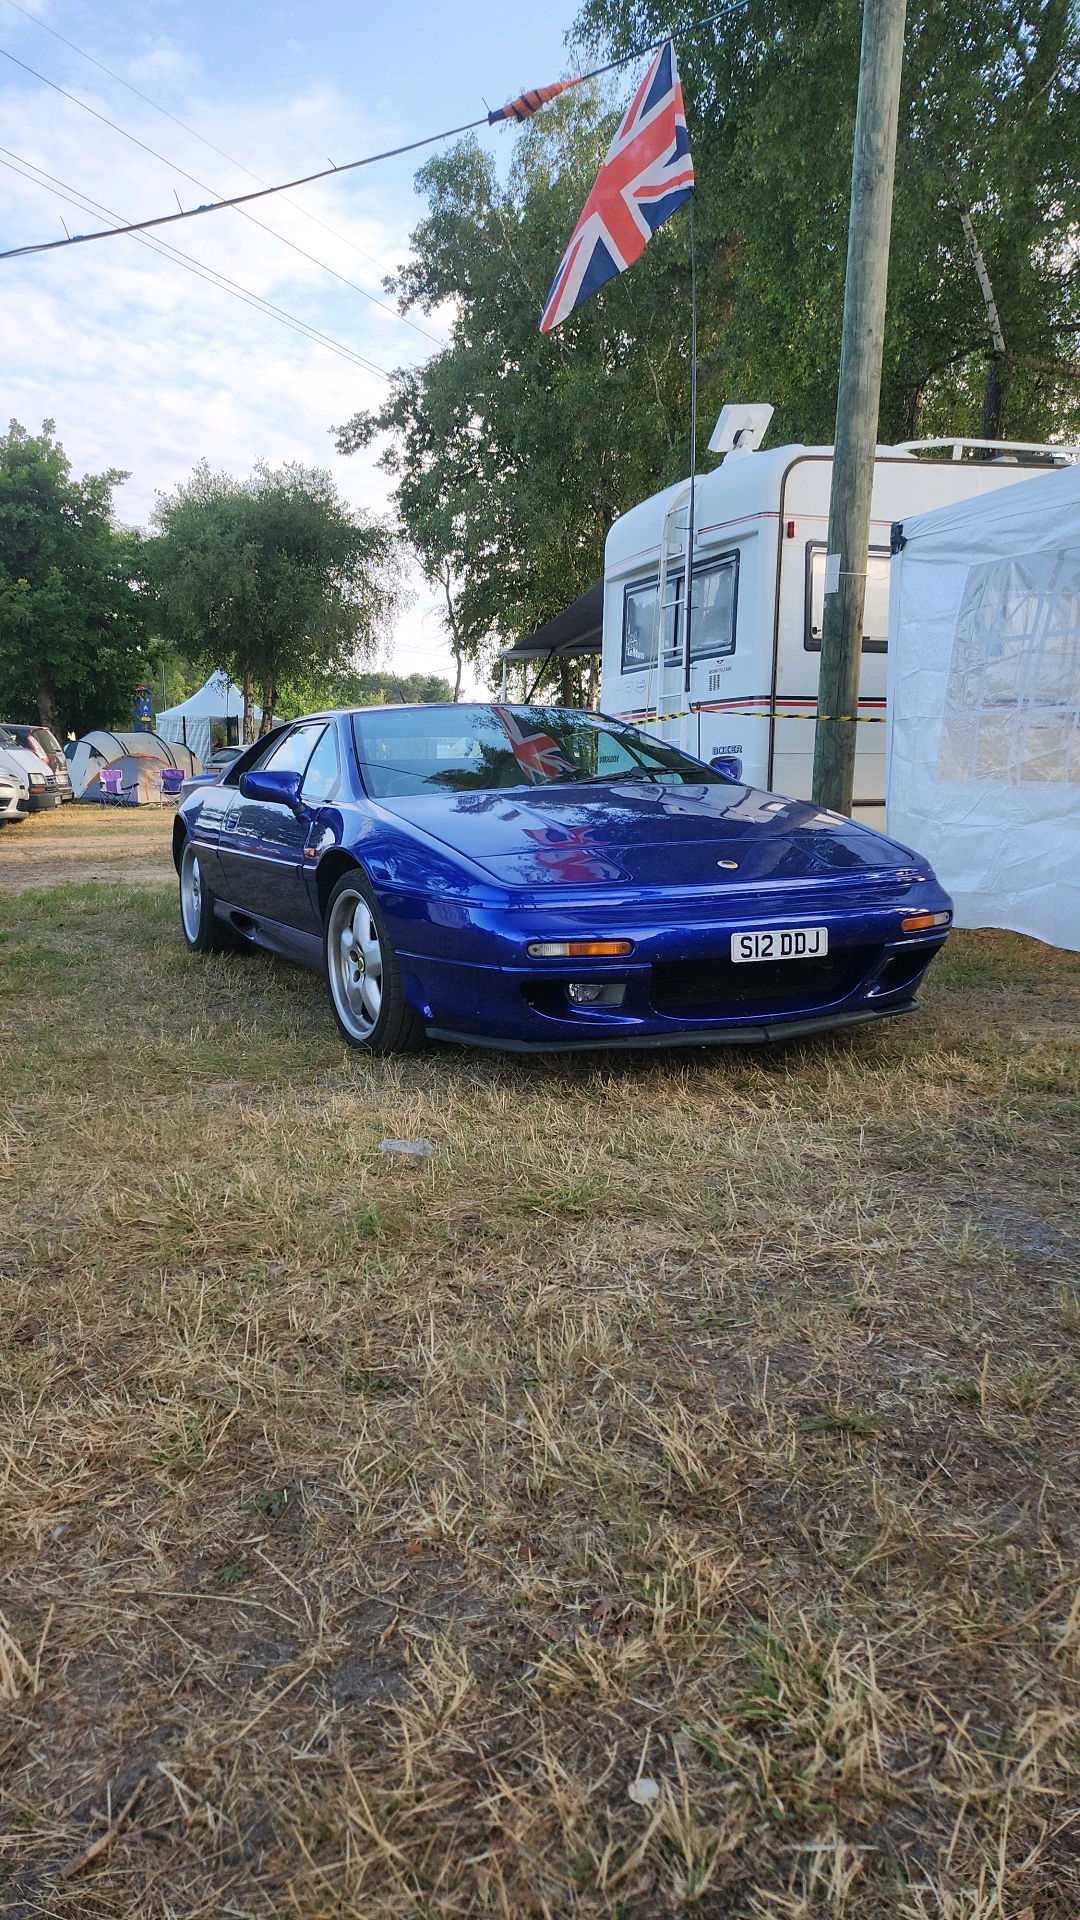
[
  {"left": 173, "top": 703, "right": 953, "bottom": 1055},
  {"left": 0, "top": 726, "right": 61, "bottom": 811},
  {"left": 176, "top": 745, "right": 243, "bottom": 804},
  {"left": 0, "top": 752, "right": 29, "bottom": 824},
  {"left": 0, "top": 723, "right": 74, "bottom": 801}
]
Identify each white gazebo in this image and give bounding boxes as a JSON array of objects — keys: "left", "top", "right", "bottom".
[
  {"left": 155, "top": 672, "right": 261, "bottom": 767},
  {"left": 888, "top": 460, "right": 1080, "bottom": 952}
]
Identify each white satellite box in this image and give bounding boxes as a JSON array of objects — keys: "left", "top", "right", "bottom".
[{"left": 708, "top": 402, "right": 774, "bottom": 456}]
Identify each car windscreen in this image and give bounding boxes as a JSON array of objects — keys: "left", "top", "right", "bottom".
[
  {"left": 351, "top": 705, "right": 727, "bottom": 798},
  {"left": 0, "top": 727, "right": 16, "bottom": 749}
]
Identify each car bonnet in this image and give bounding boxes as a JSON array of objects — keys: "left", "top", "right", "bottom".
[
  {"left": 0, "top": 746, "right": 39, "bottom": 783},
  {"left": 374, "top": 783, "right": 918, "bottom": 890}
]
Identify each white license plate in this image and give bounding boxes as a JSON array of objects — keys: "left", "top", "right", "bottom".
[{"left": 730, "top": 926, "right": 829, "bottom": 963}]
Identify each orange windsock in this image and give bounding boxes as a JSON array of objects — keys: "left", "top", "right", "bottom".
[{"left": 488, "top": 77, "right": 582, "bottom": 124}]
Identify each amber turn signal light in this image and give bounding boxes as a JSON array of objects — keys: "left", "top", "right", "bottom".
[
  {"left": 900, "top": 911, "right": 951, "bottom": 932},
  {"left": 527, "top": 939, "right": 634, "bottom": 958}
]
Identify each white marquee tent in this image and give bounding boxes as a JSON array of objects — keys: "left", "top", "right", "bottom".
[
  {"left": 155, "top": 673, "right": 260, "bottom": 768},
  {"left": 887, "top": 460, "right": 1080, "bottom": 951}
]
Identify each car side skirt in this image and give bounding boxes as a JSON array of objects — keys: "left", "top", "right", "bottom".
[
  {"left": 426, "top": 1000, "right": 918, "bottom": 1054},
  {"left": 211, "top": 901, "right": 323, "bottom": 970}
]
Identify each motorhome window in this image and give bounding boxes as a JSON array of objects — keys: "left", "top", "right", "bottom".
[
  {"left": 621, "top": 553, "right": 739, "bottom": 671},
  {"left": 622, "top": 577, "right": 677, "bottom": 672},
  {"left": 805, "top": 544, "right": 891, "bottom": 652},
  {"left": 688, "top": 554, "right": 739, "bottom": 663}
]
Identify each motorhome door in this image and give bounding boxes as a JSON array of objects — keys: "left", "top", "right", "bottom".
[{"left": 771, "top": 525, "right": 890, "bottom": 822}]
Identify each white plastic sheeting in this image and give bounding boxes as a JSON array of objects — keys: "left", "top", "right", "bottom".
[{"left": 887, "top": 462, "right": 1080, "bottom": 951}]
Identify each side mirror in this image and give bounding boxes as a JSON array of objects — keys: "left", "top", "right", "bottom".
[{"left": 240, "top": 766, "right": 305, "bottom": 810}]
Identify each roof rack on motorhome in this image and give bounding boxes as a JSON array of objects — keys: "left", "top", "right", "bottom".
[{"left": 891, "top": 437, "right": 1080, "bottom": 463}]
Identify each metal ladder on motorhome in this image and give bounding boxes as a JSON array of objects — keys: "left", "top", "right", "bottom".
[{"left": 644, "top": 480, "right": 695, "bottom": 728}]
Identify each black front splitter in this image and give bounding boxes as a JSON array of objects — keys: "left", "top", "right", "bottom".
[{"left": 425, "top": 999, "right": 919, "bottom": 1054}]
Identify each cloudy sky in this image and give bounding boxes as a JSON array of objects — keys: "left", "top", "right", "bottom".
[{"left": 0, "top": 0, "right": 583, "bottom": 694}]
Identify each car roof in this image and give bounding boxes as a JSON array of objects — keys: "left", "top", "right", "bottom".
[{"left": 286, "top": 702, "right": 581, "bottom": 727}]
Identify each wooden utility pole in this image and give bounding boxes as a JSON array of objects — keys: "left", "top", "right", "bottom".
[{"left": 812, "top": 0, "right": 907, "bottom": 814}]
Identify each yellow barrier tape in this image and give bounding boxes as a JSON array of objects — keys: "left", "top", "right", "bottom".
[{"left": 631, "top": 708, "right": 887, "bottom": 727}]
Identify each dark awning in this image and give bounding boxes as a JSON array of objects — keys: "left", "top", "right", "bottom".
[{"left": 500, "top": 580, "right": 604, "bottom": 661}]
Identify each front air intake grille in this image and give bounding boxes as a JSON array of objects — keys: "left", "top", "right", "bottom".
[
  {"left": 870, "top": 945, "right": 943, "bottom": 996},
  {"left": 650, "top": 946, "right": 878, "bottom": 1015}
]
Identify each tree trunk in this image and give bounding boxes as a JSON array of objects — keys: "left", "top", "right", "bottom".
[
  {"left": 242, "top": 664, "right": 255, "bottom": 745},
  {"left": 36, "top": 671, "right": 59, "bottom": 733},
  {"left": 259, "top": 682, "right": 276, "bottom": 736},
  {"left": 441, "top": 565, "right": 466, "bottom": 705},
  {"left": 587, "top": 653, "right": 600, "bottom": 711},
  {"left": 559, "top": 657, "right": 574, "bottom": 708},
  {"left": 980, "top": 354, "right": 1009, "bottom": 440}
]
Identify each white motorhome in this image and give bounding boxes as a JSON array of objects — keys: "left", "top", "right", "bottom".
[{"left": 601, "top": 414, "right": 1078, "bottom": 825}]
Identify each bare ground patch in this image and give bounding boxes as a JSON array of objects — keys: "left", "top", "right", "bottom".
[
  {"left": 0, "top": 803, "right": 174, "bottom": 891},
  {"left": 1, "top": 876, "right": 1078, "bottom": 1918}
]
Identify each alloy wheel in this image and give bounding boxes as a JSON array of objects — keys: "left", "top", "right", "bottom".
[
  {"left": 327, "top": 888, "right": 384, "bottom": 1041},
  {"left": 180, "top": 841, "right": 203, "bottom": 943}
]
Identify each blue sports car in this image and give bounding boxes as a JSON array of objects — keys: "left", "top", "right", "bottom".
[{"left": 172, "top": 702, "right": 952, "bottom": 1054}]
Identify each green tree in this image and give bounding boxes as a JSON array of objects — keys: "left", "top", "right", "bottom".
[
  {"left": 149, "top": 461, "right": 402, "bottom": 741},
  {"left": 338, "top": 0, "right": 1080, "bottom": 692},
  {"left": 273, "top": 667, "right": 454, "bottom": 718},
  {"left": 335, "top": 81, "right": 691, "bottom": 695},
  {"left": 576, "top": 0, "right": 1080, "bottom": 443},
  {"left": 0, "top": 419, "right": 156, "bottom": 736},
  {"left": 345, "top": 669, "right": 455, "bottom": 706}
]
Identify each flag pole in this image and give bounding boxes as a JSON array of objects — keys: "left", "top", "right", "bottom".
[{"left": 682, "top": 194, "right": 698, "bottom": 703}]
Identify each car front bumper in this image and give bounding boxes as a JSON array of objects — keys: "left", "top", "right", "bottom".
[{"left": 387, "top": 879, "right": 953, "bottom": 1051}]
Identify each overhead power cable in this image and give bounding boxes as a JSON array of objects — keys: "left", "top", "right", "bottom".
[
  {"left": 0, "top": 0, "right": 750, "bottom": 265},
  {"left": 0, "top": 42, "right": 441, "bottom": 340},
  {"left": 0, "top": 145, "right": 392, "bottom": 375},
  {"left": 0, "top": 0, "right": 398, "bottom": 282}
]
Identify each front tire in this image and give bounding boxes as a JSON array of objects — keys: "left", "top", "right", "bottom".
[
  {"left": 324, "top": 871, "right": 425, "bottom": 1054},
  {"left": 179, "top": 837, "right": 231, "bottom": 954}
]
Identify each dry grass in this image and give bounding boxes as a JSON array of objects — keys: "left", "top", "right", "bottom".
[{"left": 2, "top": 819, "right": 1079, "bottom": 1916}]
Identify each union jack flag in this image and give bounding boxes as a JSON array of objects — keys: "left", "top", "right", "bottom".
[
  {"left": 492, "top": 706, "right": 578, "bottom": 782},
  {"left": 539, "top": 40, "right": 693, "bottom": 335}
]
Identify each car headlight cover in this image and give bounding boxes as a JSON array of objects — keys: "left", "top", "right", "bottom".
[
  {"left": 900, "top": 910, "right": 951, "bottom": 932},
  {"left": 527, "top": 939, "right": 633, "bottom": 958}
]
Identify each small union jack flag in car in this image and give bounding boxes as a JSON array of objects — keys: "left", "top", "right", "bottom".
[
  {"left": 493, "top": 707, "right": 578, "bottom": 782},
  {"left": 539, "top": 40, "right": 694, "bottom": 334}
]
